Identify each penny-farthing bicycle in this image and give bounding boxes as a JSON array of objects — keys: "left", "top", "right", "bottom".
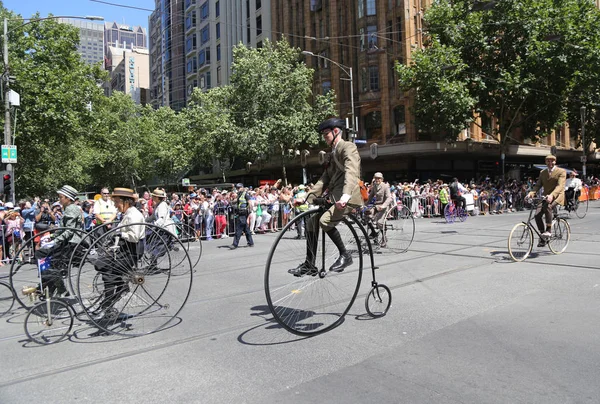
[{"left": 265, "top": 197, "right": 391, "bottom": 337}]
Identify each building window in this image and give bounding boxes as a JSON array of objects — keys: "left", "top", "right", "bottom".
[
  {"left": 216, "top": 0, "right": 220, "bottom": 17},
  {"left": 217, "top": 44, "right": 221, "bottom": 60},
  {"left": 198, "top": 49, "right": 206, "bottom": 65},
  {"left": 201, "top": 26, "right": 209, "bottom": 44},
  {"left": 216, "top": 23, "right": 220, "bottom": 39},
  {"left": 396, "top": 17, "right": 402, "bottom": 43},
  {"left": 217, "top": 66, "right": 221, "bottom": 85},
  {"left": 257, "top": 41, "right": 263, "bottom": 48},
  {"left": 206, "top": 47, "right": 211, "bottom": 64},
  {"left": 187, "top": 58, "right": 197, "bottom": 73},
  {"left": 359, "top": 28, "right": 365, "bottom": 51},
  {"left": 322, "top": 81, "right": 331, "bottom": 95},
  {"left": 358, "top": 0, "right": 364, "bottom": 18},
  {"left": 366, "top": 0, "right": 376, "bottom": 15},
  {"left": 256, "top": 16, "right": 262, "bottom": 36},
  {"left": 369, "top": 65, "right": 379, "bottom": 90},
  {"left": 186, "top": 35, "right": 197, "bottom": 53},
  {"left": 207, "top": 71, "right": 211, "bottom": 89},
  {"left": 367, "top": 25, "right": 377, "bottom": 48},
  {"left": 256, "top": 0, "right": 262, "bottom": 10},
  {"left": 200, "top": 74, "right": 206, "bottom": 88},
  {"left": 200, "top": 1, "right": 209, "bottom": 20},
  {"left": 247, "top": 24, "right": 251, "bottom": 43}
]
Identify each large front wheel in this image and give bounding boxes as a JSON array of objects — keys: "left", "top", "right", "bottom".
[
  {"left": 508, "top": 223, "right": 533, "bottom": 262},
  {"left": 265, "top": 209, "right": 363, "bottom": 336}
]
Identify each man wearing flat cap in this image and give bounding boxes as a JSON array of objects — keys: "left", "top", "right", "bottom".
[
  {"left": 528, "top": 154, "right": 566, "bottom": 247},
  {"left": 366, "top": 172, "right": 392, "bottom": 247}
]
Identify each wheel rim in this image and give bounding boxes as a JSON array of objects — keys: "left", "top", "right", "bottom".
[
  {"left": 508, "top": 223, "right": 532, "bottom": 261},
  {"left": 384, "top": 206, "right": 414, "bottom": 253},
  {"left": 548, "top": 219, "right": 570, "bottom": 254},
  {"left": 265, "top": 210, "right": 363, "bottom": 336},
  {"left": 365, "top": 284, "right": 392, "bottom": 317},
  {"left": 24, "top": 300, "right": 73, "bottom": 345}
]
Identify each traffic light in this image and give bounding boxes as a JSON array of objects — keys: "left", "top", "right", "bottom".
[{"left": 3, "top": 174, "right": 11, "bottom": 197}]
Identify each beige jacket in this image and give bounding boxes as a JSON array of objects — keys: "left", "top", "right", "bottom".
[
  {"left": 368, "top": 181, "right": 392, "bottom": 209},
  {"left": 311, "top": 138, "right": 363, "bottom": 206},
  {"left": 532, "top": 167, "right": 566, "bottom": 206}
]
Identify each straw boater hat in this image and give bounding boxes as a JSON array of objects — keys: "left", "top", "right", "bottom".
[
  {"left": 545, "top": 154, "right": 556, "bottom": 161},
  {"left": 374, "top": 172, "right": 383, "bottom": 179},
  {"left": 112, "top": 188, "right": 136, "bottom": 199},
  {"left": 151, "top": 188, "right": 167, "bottom": 198},
  {"left": 57, "top": 185, "right": 78, "bottom": 201}
]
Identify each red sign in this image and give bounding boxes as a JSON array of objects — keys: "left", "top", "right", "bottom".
[{"left": 259, "top": 180, "right": 277, "bottom": 186}]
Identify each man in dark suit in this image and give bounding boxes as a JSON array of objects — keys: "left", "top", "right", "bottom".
[
  {"left": 528, "top": 154, "right": 566, "bottom": 247},
  {"left": 289, "top": 118, "right": 363, "bottom": 276}
]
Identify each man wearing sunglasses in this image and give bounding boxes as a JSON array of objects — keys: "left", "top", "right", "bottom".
[
  {"left": 289, "top": 117, "right": 363, "bottom": 276},
  {"left": 93, "top": 187, "right": 118, "bottom": 233}
]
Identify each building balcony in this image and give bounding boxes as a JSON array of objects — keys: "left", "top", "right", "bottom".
[{"left": 185, "top": 0, "right": 196, "bottom": 12}]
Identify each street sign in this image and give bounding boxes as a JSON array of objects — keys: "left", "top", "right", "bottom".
[
  {"left": 182, "top": 178, "right": 190, "bottom": 186},
  {"left": 354, "top": 139, "right": 367, "bottom": 144},
  {"left": 1, "top": 145, "right": 17, "bottom": 163},
  {"left": 580, "top": 156, "right": 587, "bottom": 163}
]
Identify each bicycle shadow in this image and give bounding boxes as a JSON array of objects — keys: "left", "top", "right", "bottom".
[
  {"left": 489, "top": 250, "right": 552, "bottom": 262},
  {"left": 238, "top": 305, "right": 341, "bottom": 346}
]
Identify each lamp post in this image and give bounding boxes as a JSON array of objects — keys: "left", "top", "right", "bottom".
[
  {"left": 301, "top": 50, "right": 356, "bottom": 137},
  {"left": 2, "top": 15, "right": 103, "bottom": 201},
  {"left": 580, "top": 106, "right": 587, "bottom": 180}
]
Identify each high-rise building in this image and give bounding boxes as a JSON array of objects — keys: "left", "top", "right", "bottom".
[
  {"left": 59, "top": 18, "right": 104, "bottom": 66},
  {"left": 183, "top": 0, "right": 272, "bottom": 100},
  {"left": 149, "top": 0, "right": 187, "bottom": 110},
  {"left": 104, "top": 22, "right": 148, "bottom": 57}
]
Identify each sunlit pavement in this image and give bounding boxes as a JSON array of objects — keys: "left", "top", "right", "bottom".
[{"left": 1, "top": 203, "right": 599, "bottom": 404}]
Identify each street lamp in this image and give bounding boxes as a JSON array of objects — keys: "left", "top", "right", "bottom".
[
  {"left": 581, "top": 106, "right": 587, "bottom": 180},
  {"left": 2, "top": 15, "right": 103, "bottom": 202},
  {"left": 301, "top": 50, "right": 356, "bottom": 137}
]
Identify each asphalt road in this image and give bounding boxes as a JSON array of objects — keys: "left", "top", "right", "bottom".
[{"left": 1, "top": 203, "right": 599, "bottom": 404}]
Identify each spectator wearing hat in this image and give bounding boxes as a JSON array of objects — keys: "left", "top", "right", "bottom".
[
  {"left": 528, "top": 154, "right": 566, "bottom": 247},
  {"left": 150, "top": 188, "right": 176, "bottom": 236},
  {"left": 229, "top": 183, "right": 254, "bottom": 249},
  {"left": 93, "top": 187, "right": 118, "bottom": 234},
  {"left": 93, "top": 187, "right": 145, "bottom": 319},
  {"left": 365, "top": 172, "right": 392, "bottom": 247},
  {"left": 564, "top": 169, "right": 582, "bottom": 210}
]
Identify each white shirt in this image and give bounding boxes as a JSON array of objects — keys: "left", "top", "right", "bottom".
[
  {"left": 565, "top": 177, "right": 582, "bottom": 191},
  {"left": 118, "top": 206, "right": 145, "bottom": 243},
  {"left": 154, "top": 201, "right": 176, "bottom": 235}
]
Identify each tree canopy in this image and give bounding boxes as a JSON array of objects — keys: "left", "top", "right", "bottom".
[{"left": 397, "top": 0, "right": 600, "bottom": 148}]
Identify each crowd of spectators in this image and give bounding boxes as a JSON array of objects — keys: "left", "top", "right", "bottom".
[{"left": 0, "top": 172, "right": 598, "bottom": 264}]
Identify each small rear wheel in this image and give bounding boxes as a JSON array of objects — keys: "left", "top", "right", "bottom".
[
  {"left": 508, "top": 223, "right": 533, "bottom": 262},
  {"left": 458, "top": 207, "right": 468, "bottom": 222},
  {"left": 24, "top": 299, "right": 74, "bottom": 345},
  {"left": 548, "top": 218, "right": 570, "bottom": 254},
  {"left": 384, "top": 205, "right": 414, "bottom": 253},
  {"left": 365, "top": 284, "right": 391, "bottom": 317}
]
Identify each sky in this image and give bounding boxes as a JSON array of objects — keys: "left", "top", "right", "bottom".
[{"left": 3, "top": 0, "right": 153, "bottom": 29}]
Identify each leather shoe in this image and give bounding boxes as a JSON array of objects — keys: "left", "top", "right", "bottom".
[
  {"left": 228, "top": 245, "right": 238, "bottom": 250},
  {"left": 329, "top": 252, "right": 353, "bottom": 273},
  {"left": 537, "top": 239, "right": 546, "bottom": 248},
  {"left": 288, "top": 262, "right": 318, "bottom": 277}
]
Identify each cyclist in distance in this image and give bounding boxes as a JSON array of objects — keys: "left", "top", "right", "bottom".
[
  {"left": 449, "top": 177, "right": 467, "bottom": 211},
  {"left": 527, "top": 154, "right": 566, "bottom": 247},
  {"left": 365, "top": 172, "right": 392, "bottom": 247},
  {"left": 289, "top": 117, "right": 363, "bottom": 276},
  {"left": 564, "top": 169, "right": 582, "bottom": 210}
]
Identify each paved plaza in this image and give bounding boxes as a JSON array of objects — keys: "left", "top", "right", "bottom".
[{"left": 1, "top": 204, "right": 599, "bottom": 404}]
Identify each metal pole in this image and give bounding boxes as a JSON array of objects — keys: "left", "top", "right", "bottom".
[
  {"left": 581, "top": 106, "right": 587, "bottom": 180},
  {"left": 4, "top": 18, "right": 10, "bottom": 147},
  {"left": 349, "top": 67, "right": 355, "bottom": 137}
]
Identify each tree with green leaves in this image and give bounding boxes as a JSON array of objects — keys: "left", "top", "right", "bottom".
[
  {"left": 198, "top": 40, "right": 335, "bottom": 181},
  {"left": 0, "top": 8, "right": 107, "bottom": 196},
  {"left": 397, "top": 0, "right": 600, "bottom": 151}
]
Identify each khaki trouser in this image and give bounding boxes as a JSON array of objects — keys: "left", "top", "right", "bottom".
[{"left": 306, "top": 204, "right": 357, "bottom": 232}]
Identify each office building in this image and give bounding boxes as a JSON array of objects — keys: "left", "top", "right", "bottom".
[
  {"left": 59, "top": 18, "right": 104, "bottom": 66},
  {"left": 106, "top": 46, "right": 150, "bottom": 105},
  {"left": 183, "top": 0, "right": 272, "bottom": 99},
  {"left": 149, "top": 0, "right": 187, "bottom": 110}
]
